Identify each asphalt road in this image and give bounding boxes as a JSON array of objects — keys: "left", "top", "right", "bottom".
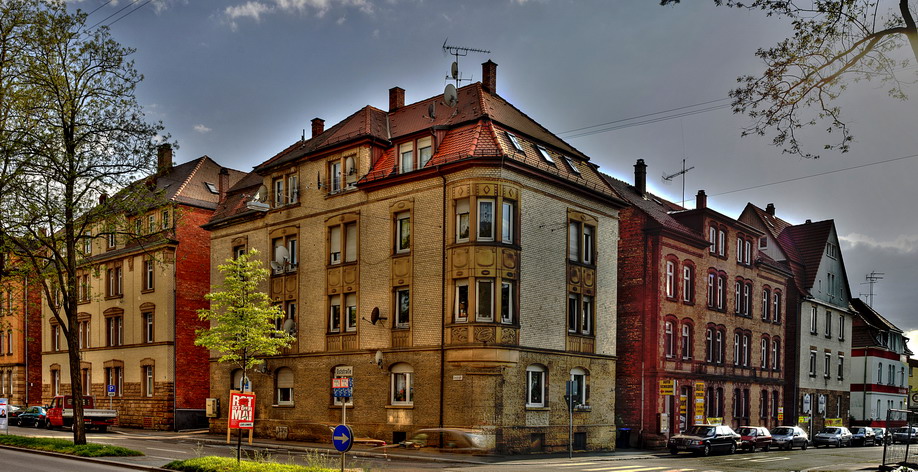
[
  {"left": 0, "top": 447, "right": 145, "bottom": 471},
  {"left": 0, "top": 424, "right": 889, "bottom": 472}
]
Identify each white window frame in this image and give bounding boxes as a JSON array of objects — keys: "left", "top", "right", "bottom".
[
  {"left": 581, "top": 295, "right": 594, "bottom": 335},
  {"left": 329, "top": 161, "right": 341, "bottom": 193},
  {"left": 500, "top": 281, "right": 514, "bottom": 325},
  {"left": 666, "top": 261, "right": 675, "bottom": 298},
  {"left": 825, "top": 310, "right": 832, "bottom": 338},
  {"left": 536, "top": 145, "right": 555, "bottom": 164},
  {"left": 144, "top": 365, "right": 154, "bottom": 397},
  {"left": 399, "top": 142, "right": 414, "bottom": 173},
  {"left": 287, "top": 174, "right": 299, "bottom": 204},
  {"left": 275, "top": 367, "right": 294, "bottom": 406},
  {"left": 418, "top": 137, "right": 433, "bottom": 168},
  {"left": 681, "top": 324, "right": 691, "bottom": 360},
  {"left": 506, "top": 131, "right": 524, "bottom": 151},
  {"left": 477, "top": 199, "right": 495, "bottom": 242},
  {"left": 273, "top": 177, "right": 285, "bottom": 207},
  {"left": 570, "top": 367, "right": 587, "bottom": 407},
  {"left": 396, "top": 288, "right": 410, "bottom": 329},
  {"left": 501, "top": 201, "right": 515, "bottom": 244},
  {"left": 476, "top": 279, "right": 494, "bottom": 322},
  {"left": 390, "top": 363, "right": 414, "bottom": 406},
  {"left": 454, "top": 280, "right": 469, "bottom": 322},
  {"left": 396, "top": 212, "right": 410, "bottom": 254},
  {"left": 456, "top": 199, "right": 470, "bottom": 243},
  {"left": 718, "top": 230, "right": 725, "bottom": 257},
  {"left": 345, "top": 293, "right": 357, "bottom": 332},
  {"left": 329, "top": 295, "right": 341, "bottom": 333},
  {"left": 526, "top": 365, "right": 546, "bottom": 407},
  {"left": 682, "top": 265, "right": 693, "bottom": 302}
]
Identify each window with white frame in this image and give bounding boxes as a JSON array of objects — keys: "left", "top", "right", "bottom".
[
  {"left": 824, "top": 352, "right": 831, "bottom": 378},
  {"left": 500, "top": 281, "right": 514, "bottom": 324},
  {"left": 51, "top": 369, "right": 60, "bottom": 396},
  {"left": 825, "top": 311, "right": 832, "bottom": 338},
  {"left": 772, "top": 339, "right": 780, "bottom": 370},
  {"left": 161, "top": 209, "right": 170, "bottom": 229},
  {"left": 144, "top": 260, "right": 155, "bottom": 291},
  {"left": 287, "top": 174, "right": 299, "bottom": 204},
  {"left": 666, "top": 260, "right": 675, "bottom": 299},
  {"left": 395, "top": 212, "right": 410, "bottom": 254},
  {"left": 718, "top": 229, "right": 725, "bottom": 257},
  {"left": 762, "top": 288, "right": 771, "bottom": 321},
  {"left": 329, "top": 160, "right": 342, "bottom": 193},
  {"left": 839, "top": 314, "right": 845, "bottom": 340},
  {"left": 143, "top": 365, "right": 154, "bottom": 397},
  {"left": 705, "top": 327, "right": 714, "bottom": 363},
  {"left": 682, "top": 264, "right": 694, "bottom": 303},
  {"left": 709, "top": 227, "right": 716, "bottom": 253},
  {"left": 570, "top": 367, "right": 588, "bottom": 407},
  {"left": 681, "top": 324, "right": 692, "bottom": 360},
  {"left": 535, "top": 145, "right": 556, "bottom": 164},
  {"left": 476, "top": 279, "right": 494, "bottom": 322},
  {"left": 454, "top": 277, "right": 516, "bottom": 325},
  {"left": 456, "top": 199, "right": 470, "bottom": 242},
  {"left": 761, "top": 338, "right": 769, "bottom": 369},
  {"left": 568, "top": 220, "right": 596, "bottom": 265},
  {"left": 328, "top": 221, "right": 357, "bottom": 265},
  {"left": 810, "top": 306, "right": 818, "bottom": 334},
  {"left": 477, "top": 199, "right": 495, "bottom": 241},
  {"left": 878, "top": 362, "right": 883, "bottom": 383},
  {"left": 395, "top": 288, "right": 410, "bottom": 329},
  {"left": 454, "top": 280, "right": 469, "bottom": 322},
  {"left": 390, "top": 363, "right": 414, "bottom": 406},
  {"left": 51, "top": 324, "right": 61, "bottom": 351},
  {"left": 143, "top": 311, "right": 154, "bottom": 343},
  {"left": 106, "top": 315, "right": 123, "bottom": 346},
  {"left": 399, "top": 141, "right": 414, "bottom": 173},
  {"left": 665, "top": 321, "right": 675, "bottom": 358},
  {"left": 276, "top": 367, "right": 294, "bottom": 405},
  {"left": 501, "top": 200, "right": 515, "bottom": 244},
  {"left": 838, "top": 355, "right": 844, "bottom": 380},
  {"left": 273, "top": 177, "right": 285, "bottom": 207},
  {"left": 148, "top": 214, "right": 156, "bottom": 234},
  {"left": 506, "top": 131, "right": 524, "bottom": 151},
  {"left": 526, "top": 364, "right": 546, "bottom": 407}
]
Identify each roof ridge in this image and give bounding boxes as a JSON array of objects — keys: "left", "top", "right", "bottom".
[{"left": 172, "top": 156, "right": 209, "bottom": 201}]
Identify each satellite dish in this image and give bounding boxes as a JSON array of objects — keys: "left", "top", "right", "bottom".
[
  {"left": 370, "top": 306, "right": 387, "bottom": 325},
  {"left": 274, "top": 245, "right": 289, "bottom": 264},
  {"left": 443, "top": 84, "right": 458, "bottom": 108},
  {"left": 270, "top": 261, "right": 283, "bottom": 272},
  {"left": 282, "top": 318, "right": 296, "bottom": 335},
  {"left": 253, "top": 184, "right": 268, "bottom": 203},
  {"left": 450, "top": 61, "right": 459, "bottom": 79}
]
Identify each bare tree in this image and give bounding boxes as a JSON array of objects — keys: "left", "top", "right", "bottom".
[
  {"left": 662, "top": 0, "right": 918, "bottom": 158},
  {"left": 0, "top": 2, "right": 166, "bottom": 445}
]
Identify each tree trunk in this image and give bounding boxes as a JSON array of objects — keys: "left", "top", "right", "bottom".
[{"left": 899, "top": 0, "right": 918, "bottom": 62}]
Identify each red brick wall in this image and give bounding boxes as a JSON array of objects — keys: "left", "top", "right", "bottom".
[
  {"left": 26, "top": 275, "right": 43, "bottom": 406},
  {"left": 173, "top": 206, "right": 215, "bottom": 410}
]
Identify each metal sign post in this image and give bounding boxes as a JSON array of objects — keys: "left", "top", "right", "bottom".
[
  {"left": 332, "top": 377, "right": 353, "bottom": 472},
  {"left": 565, "top": 380, "right": 574, "bottom": 459}
]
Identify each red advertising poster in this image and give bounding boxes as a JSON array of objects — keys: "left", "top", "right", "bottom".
[{"left": 229, "top": 391, "right": 255, "bottom": 429}]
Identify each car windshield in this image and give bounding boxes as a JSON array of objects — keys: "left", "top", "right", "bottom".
[
  {"left": 689, "top": 426, "right": 715, "bottom": 437},
  {"left": 822, "top": 428, "right": 840, "bottom": 434},
  {"left": 737, "top": 427, "right": 756, "bottom": 436},
  {"left": 773, "top": 427, "right": 793, "bottom": 435}
]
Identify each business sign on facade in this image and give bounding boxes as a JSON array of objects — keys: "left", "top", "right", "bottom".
[
  {"left": 229, "top": 391, "right": 256, "bottom": 429},
  {"left": 778, "top": 407, "right": 784, "bottom": 423},
  {"left": 802, "top": 394, "right": 811, "bottom": 414},
  {"left": 798, "top": 415, "right": 810, "bottom": 424},
  {"left": 659, "top": 379, "right": 674, "bottom": 396},
  {"left": 694, "top": 382, "right": 705, "bottom": 423},
  {"left": 825, "top": 418, "right": 843, "bottom": 427}
]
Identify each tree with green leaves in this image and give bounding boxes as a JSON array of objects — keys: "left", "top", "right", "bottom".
[
  {"left": 0, "top": 1, "right": 166, "bottom": 445},
  {"left": 662, "top": 0, "right": 918, "bottom": 158},
  {"left": 195, "top": 249, "right": 294, "bottom": 464}
]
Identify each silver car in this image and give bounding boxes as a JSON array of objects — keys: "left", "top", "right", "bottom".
[
  {"left": 771, "top": 425, "right": 809, "bottom": 450},
  {"left": 814, "top": 426, "right": 852, "bottom": 447}
]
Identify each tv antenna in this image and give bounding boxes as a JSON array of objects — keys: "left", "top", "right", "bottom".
[
  {"left": 863, "top": 271, "right": 884, "bottom": 307},
  {"left": 662, "top": 158, "right": 694, "bottom": 208},
  {"left": 442, "top": 39, "right": 490, "bottom": 88}
]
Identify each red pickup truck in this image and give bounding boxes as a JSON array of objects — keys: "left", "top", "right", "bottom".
[{"left": 46, "top": 395, "right": 118, "bottom": 432}]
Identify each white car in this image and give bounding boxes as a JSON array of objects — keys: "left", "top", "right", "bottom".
[{"left": 814, "top": 426, "right": 852, "bottom": 447}]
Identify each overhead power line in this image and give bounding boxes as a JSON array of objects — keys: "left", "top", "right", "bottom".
[{"left": 558, "top": 98, "right": 731, "bottom": 138}]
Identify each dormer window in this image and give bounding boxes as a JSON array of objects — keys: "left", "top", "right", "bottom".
[
  {"left": 398, "top": 137, "right": 434, "bottom": 174},
  {"left": 506, "top": 132, "right": 524, "bottom": 151},
  {"left": 536, "top": 145, "right": 555, "bottom": 165}
]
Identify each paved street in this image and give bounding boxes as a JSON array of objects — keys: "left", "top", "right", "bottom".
[{"left": 1, "top": 423, "right": 890, "bottom": 472}]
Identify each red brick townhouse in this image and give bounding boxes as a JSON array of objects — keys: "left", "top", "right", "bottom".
[
  {"left": 0, "top": 254, "right": 43, "bottom": 407},
  {"left": 605, "top": 160, "right": 791, "bottom": 448}
]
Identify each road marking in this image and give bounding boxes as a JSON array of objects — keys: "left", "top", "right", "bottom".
[
  {"left": 148, "top": 455, "right": 174, "bottom": 460},
  {"left": 147, "top": 447, "right": 188, "bottom": 454},
  {"left": 584, "top": 467, "right": 665, "bottom": 472},
  {"left": 750, "top": 457, "right": 790, "bottom": 462},
  {"left": 553, "top": 463, "right": 600, "bottom": 467}
]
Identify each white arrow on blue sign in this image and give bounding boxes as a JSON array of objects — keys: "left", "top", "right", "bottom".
[{"left": 332, "top": 424, "right": 353, "bottom": 453}]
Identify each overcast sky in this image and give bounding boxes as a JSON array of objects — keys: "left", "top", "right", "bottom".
[{"left": 72, "top": 0, "right": 918, "bottom": 348}]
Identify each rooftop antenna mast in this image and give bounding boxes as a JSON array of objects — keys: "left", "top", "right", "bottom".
[
  {"left": 662, "top": 158, "right": 695, "bottom": 208},
  {"left": 864, "top": 271, "right": 884, "bottom": 307},
  {"left": 442, "top": 39, "right": 490, "bottom": 88}
]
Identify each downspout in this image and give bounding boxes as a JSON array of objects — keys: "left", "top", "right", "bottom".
[
  {"left": 639, "top": 229, "right": 648, "bottom": 445},
  {"left": 438, "top": 170, "right": 447, "bottom": 431},
  {"left": 172, "top": 246, "right": 178, "bottom": 430},
  {"left": 23, "top": 273, "right": 28, "bottom": 405}
]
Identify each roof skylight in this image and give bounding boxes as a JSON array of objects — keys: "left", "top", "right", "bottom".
[
  {"left": 536, "top": 145, "right": 555, "bottom": 164},
  {"left": 506, "top": 132, "right": 524, "bottom": 151},
  {"left": 204, "top": 182, "right": 219, "bottom": 194},
  {"left": 563, "top": 155, "right": 580, "bottom": 175}
]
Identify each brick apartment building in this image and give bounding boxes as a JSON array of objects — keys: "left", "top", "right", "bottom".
[
  {"left": 0, "top": 256, "right": 42, "bottom": 407},
  {"left": 41, "top": 147, "right": 244, "bottom": 430},
  {"left": 849, "top": 297, "right": 910, "bottom": 427},
  {"left": 203, "top": 61, "right": 627, "bottom": 453},
  {"left": 740, "top": 205, "right": 854, "bottom": 435},
  {"left": 607, "top": 161, "right": 791, "bottom": 448}
]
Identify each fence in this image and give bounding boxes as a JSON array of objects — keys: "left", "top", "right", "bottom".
[{"left": 881, "top": 408, "right": 917, "bottom": 471}]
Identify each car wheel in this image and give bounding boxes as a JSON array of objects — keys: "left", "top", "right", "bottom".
[
  {"left": 670, "top": 447, "right": 679, "bottom": 455},
  {"left": 729, "top": 442, "right": 737, "bottom": 454},
  {"left": 764, "top": 444, "right": 770, "bottom": 452},
  {"left": 701, "top": 444, "right": 711, "bottom": 457},
  {"left": 802, "top": 441, "right": 808, "bottom": 450},
  {"left": 33, "top": 419, "right": 41, "bottom": 428}
]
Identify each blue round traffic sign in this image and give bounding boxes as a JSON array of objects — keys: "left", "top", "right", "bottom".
[{"left": 332, "top": 424, "right": 353, "bottom": 453}]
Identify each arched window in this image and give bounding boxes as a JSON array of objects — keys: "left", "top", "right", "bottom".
[
  {"left": 761, "top": 336, "right": 770, "bottom": 369},
  {"left": 715, "top": 328, "right": 725, "bottom": 364},
  {"left": 762, "top": 288, "right": 771, "bottom": 321},
  {"left": 664, "top": 320, "right": 675, "bottom": 358},
  {"left": 681, "top": 322, "right": 693, "bottom": 360},
  {"left": 390, "top": 363, "right": 414, "bottom": 406},
  {"left": 772, "top": 338, "right": 781, "bottom": 370},
  {"left": 773, "top": 290, "right": 782, "bottom": 323},
  {"left": 682, "top": 263, "right": 694, "bottom": 303},
  {"left": 570, "top": 367, "right": 589, "bottom": 407},
  {"left": 275, "top": 367, "right": 294, "bottom": 405},
  {"left": 526, "top": 364, "right": 547, "bottom": 407},
  {"left": 665, "top": 259, "right": 676, "bottom": 299},
  {"left": 231, "top": 369, "right": 249, "bottom": 392},
  {"left": 705, "top": 326, "right": 715, "bottom": 363}
]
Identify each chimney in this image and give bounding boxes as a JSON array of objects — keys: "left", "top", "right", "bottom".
[
  {"left": 696, "top": 190, "right": 707, "bottom": 209},
  {"left": 634, "top": 159, "right": 647, "bottom": 196},
  {"left": 482, "top": 60, "right": 497, "bottom": 93},
  {"left": 157, "top": 143, "right": 173, "bottom": 173},
  {"left": 766, "top": 203, "right": 775, "bottom": 215},
  {"left": 218, "top": 168, "right": 229, "bottom": 201},
  {"left": 311, "top": 118, "right": 325, "bottom": 138},
  {"left": 389, "top": 87, "right": 405, "bottom": 111}
]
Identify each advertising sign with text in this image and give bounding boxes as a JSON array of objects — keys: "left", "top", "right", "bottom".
[{"left": 229, "top": 391, "right": 255, "bottom": 429}]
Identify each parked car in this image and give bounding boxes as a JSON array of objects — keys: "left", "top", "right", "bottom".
[
  {"left": 737, "top": 426, "right": 773, "bottom": 452},
  {"left": 16, "top": 406, "right": 49, "bottom": 428},
  {"left": 851, "top": 426, "right": 876, "bottom": 446},
  {"left": 668, "top": 425, "right": 740, "bottom": 456},
  {"left": 400, "top": 428, "right": 488, "bottom": 453},
  {"left": 874, "top": 427, "right": 890, "bottom": 445},
  {"left": 893, "top": 427, "right": 918, "bottom": 444},
  {"left": 45, "top": 395, "right": 117, "bottom": 432},
  {"left": 771, "top": 425, "right": 809, "bottom": 450},
  {"left": 814, "top": 426, "right": 852, "bottom": 447},
  {"left": 6, "top": 405, "right": 24, "bottom": 426}
]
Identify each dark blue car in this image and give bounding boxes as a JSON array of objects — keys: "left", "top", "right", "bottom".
[{"left": 17, "top": 406, "right": 48, "bottom": 428}]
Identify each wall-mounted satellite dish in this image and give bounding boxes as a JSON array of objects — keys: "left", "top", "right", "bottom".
[
  {"left": 370, "top": 306, "right": 387, "bottom": 325},
  {"left": 246, "top": 184, "right": 271, "bottom": 211},
  {"left": 450, "top": 61, "right": 459, "bottom": 80},
  {"left": 443, "top": 84, "right": 458, "bottom": 108},
  {"left": 271, "top": 245, "right": 290, "bottom": 273},
  {"left": 282, "top": 318, "right": 296, "bottom": 335}
]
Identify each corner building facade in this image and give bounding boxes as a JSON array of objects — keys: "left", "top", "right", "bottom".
[
  {"left": 204, "top": 62, "right": 626, "bottom": 454},
  {"left": 608, "top": 161, "right": 790, "bottom": 448}
]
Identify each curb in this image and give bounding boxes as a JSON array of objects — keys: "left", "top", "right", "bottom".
[{"left": 0, "top": 443, "right": 171, "bottom": 471}]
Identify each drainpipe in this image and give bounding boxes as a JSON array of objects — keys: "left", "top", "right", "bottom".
[
  {"left": 23, "top": 273, "right": 28, "bottom": 405},
  {"left": 172, "top": 247, "right": 178, "bottom": 430},
  {"left": 438, "top": 171, "right": 447, "bottom": 432}
]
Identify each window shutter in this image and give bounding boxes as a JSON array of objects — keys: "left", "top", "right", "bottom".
[{"left": 277, "top": 368, "right": 294, "bottom": 389}]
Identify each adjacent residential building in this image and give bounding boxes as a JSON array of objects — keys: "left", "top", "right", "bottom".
[
  {"left": 909, "top": 358, "right": 918, "bottom": 409},
  {"left": 0, "top": 257, "right": 42, "bottom": 406},
  {"left": 203, "top": 62, "right": 627, "bottom": 453},
  {"left": 849, "top": 297, "right": 910, "bottom": 427},
  {"left": 740, "top": 205, "right": 855, "bottom": 434},
  {"left": 607, "top": 161, "right": 791, "bottom": 448},
  {"left": 41, "top": 148, "right": 244, "bottom": 430}
]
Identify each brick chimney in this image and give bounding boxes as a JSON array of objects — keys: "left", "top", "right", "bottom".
[
  {"left": 218, "top": 168, "right": 229, "bottom": 201},
  {"left": 389, "top": 87, "right": 405, "bottom": 111},
  {"left": 766, "top": 203, "right": 775, "bottom": 215},
  {"left": 634, "top": 159, "right": 647, "bottom": 196},
  {"left": 696, "top": 190, "right": 707, "bottom": 209},
  {"left": 157, "top": 143, "right": 173, "bottom": 173},
  {"left": 482, "top": 60, "right": 497, "bottom": 93},
  {"left": 311, "top": 118, "right": 325, "bottom": 138}
]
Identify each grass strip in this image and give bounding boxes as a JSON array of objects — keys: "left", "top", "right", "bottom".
[
  {"left": 164, "top": 456, "right": 339, "bottom": 472},
  {"left": 0, "top": 434, "right": 143, "bottom": 457}
]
